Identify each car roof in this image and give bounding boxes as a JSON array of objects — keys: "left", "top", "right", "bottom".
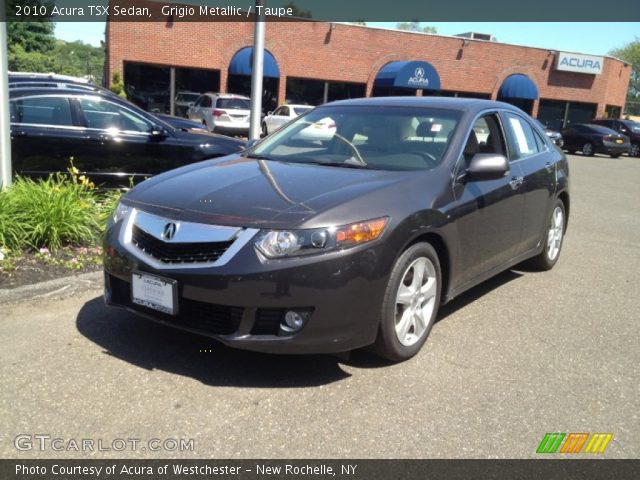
[
  {"left": 202, "top": 92, "right": 251, "bottom": 99},
  {"left": 571, "top": 123, "right": 616, "bottom": 133},
  {"left": 9, "top": 71, "right": 91, "bottom": 83},
  {"left": 324, "top": 96, "right": 524, "bottom": 113}
]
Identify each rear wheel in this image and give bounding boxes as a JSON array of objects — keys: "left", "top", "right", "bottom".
[
  {"left": 528, "top": 199, "right": 566, "bottom": 271},
  {"left": 630, "top": 143, "right": 639, "bottom": 157},
  {"left": 582, "top": 142, "right": 594, "bottom": 156},
  {"left": 374, "top": 243, "right": 441, "bottom": 362}
]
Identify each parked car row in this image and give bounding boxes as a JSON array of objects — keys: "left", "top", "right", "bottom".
[
  {"left": 8, "top": 73, "right": 246, "bottom": 188},
  {"left": 561, "top": 123, "right": 632, "bottom": 158}
]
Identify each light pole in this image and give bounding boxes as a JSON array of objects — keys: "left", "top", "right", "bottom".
[
  {"left": 0, "top": 13, "right": 12, "bottom": 188},
  {"left": 248, "top": 0, "right": 265, "bottom": 141}
]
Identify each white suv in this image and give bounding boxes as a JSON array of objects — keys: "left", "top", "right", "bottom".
[{"left": 187, "top": 93, "right": 251, "bottom": 136}]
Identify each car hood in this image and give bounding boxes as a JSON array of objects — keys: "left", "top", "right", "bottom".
[{"left": 126, "top": 156, "right": 413, "bottom": 229}]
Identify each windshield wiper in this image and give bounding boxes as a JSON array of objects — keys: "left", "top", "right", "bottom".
[
  {"left": 308, "top": 160, "right": 370, "bottom": 169},
  {"left": 243, "top": 153, "right": 273, "bottom": 160}
]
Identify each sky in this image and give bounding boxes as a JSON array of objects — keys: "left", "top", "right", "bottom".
[{"left": 55, "top": 22, "right": 639, "bottom": 56}]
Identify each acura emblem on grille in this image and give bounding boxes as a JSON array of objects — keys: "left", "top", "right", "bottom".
[{"left": 162, "top": 222, "right": 178, "bottom": 240}]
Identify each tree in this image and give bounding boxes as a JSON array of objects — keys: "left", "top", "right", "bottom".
[
  {"left": 283, "top": 2, "right": 312, "bottom": 18},
  {"left": 6, "top": 0, "right": 56, "bottom": 71},
  {"left": 610, "top": 39, "right": 640, "bottom": 116},
  {"left": 395, "top": 21, "right": 437, "bottom": 34}
]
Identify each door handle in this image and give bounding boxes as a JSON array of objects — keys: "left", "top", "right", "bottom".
[{"left": 509, "top": 176, "right": 524, "bottom": 190}]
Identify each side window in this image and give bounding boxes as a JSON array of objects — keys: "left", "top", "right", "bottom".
[
  {"left": 503, "top": 112, "right": 540, "bottom": 160},
  {"left": 202, "top": 96, "right": 212, "bottom": 108},
  {"left": 79, "top": 98, "right": 152, "bottom": 133},
  {"left": 194, "top": 96, "right": 204, "bottom": 107},
  {"left": 463, "top": 114, "right": 506, "bottom": 165},
  {"left": 12, "top": 96, "right": 73, "bottom": 127},
  {"left": 273, "top": 107, "right": 283, "bottom": 116},
  {"left": 280, "top": 106, "right": 290, "bottom": 117}
]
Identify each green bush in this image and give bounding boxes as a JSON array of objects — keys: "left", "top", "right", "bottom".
[
  {"left": 8, "top": 174, "right": 102, "bottom": 250},
  {"left": 0, "top": 189, "right": 26, "bottom": 251}
]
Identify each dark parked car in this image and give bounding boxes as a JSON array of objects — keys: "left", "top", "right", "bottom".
[
  {"left": 8, "top": 87, "right": 246, "bottom": 187},
  {"left": 154, "top": 113, "right": 208, "bottom": 132},
  {"left": 590, "top": 118, "right": 640, "bottom": 157},
  {"left": 534, "top": 119, "right": 563, "bottom": 147},
  {"left": 561, "top": 123, "right": 630, "bottom": 158},
  {"left": 104, "top": 97, "right": 569, "bottom": 362}
]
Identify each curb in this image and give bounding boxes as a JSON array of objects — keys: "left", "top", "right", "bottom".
[{"left": 0, "top": 270, "right": 103, "bottom": 305}]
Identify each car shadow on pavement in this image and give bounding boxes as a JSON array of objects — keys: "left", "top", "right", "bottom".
[
  {"left": 76, "top": 269, "right": 525, "bottom": 385},
  {"left": 76, "top": 297, "right": 355, "bottom": 387},
  {"left": 436, "top": 269, "right": 523, "bottom": 321}
]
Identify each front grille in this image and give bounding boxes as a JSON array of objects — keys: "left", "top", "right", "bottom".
[
  {"left": 108, "top": 274, "right": 243, "bottom": 335},
  {"left": 251, "top": 308, "right": 285, "bottom": 335},
  {"left": 132, "top": 225, "right": 233, "bottom": 264}
]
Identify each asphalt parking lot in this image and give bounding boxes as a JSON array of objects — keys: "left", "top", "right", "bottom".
[{"left": 1, "top": 154, "right": 638, "bottom": 459}]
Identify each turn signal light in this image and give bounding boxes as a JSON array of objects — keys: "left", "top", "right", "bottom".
[{"left": 335, "top": 217, "right": 388, "bottom": 247}]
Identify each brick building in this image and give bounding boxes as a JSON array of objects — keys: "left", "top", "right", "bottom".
[{"left": 106, "top": 6, "right": 631, "bottom": 130}]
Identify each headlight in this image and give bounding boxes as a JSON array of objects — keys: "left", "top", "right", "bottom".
[
  {"left": 255, "top": 217, "right": 388, "bottom": 259},
  {"left": 112, "top": 201, "right": 131, "bottom": 224}
]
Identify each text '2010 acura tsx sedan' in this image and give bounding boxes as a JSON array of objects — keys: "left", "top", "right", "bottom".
[{"left": 104, "top": 97, "right": 569, "bottom": 362}]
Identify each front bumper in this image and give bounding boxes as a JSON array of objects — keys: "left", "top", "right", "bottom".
[{"left": 103, "top": 214, "right": 392, "bottom": 354}]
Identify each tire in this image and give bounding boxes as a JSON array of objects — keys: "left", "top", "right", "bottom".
[
  {"left": 566, "top": 150, "right": 576, "bottom": 155},
  {"left": 527, "top": 199, "right": 566, "bottom": 271},
  {"left": 630, "top": 143, "right": 640, "bottom": 157},
  {"left": 374, "top": 242, "right": 441, "bottom": 362},
  {"left": 582, "top": 142, "right": 594, "bottom": 156},
  {"left": 261, "top": 123, "right": 268, "bottom": 137},
  {"left": 610, "top": 154, "right": 621, "bottom": 158}
]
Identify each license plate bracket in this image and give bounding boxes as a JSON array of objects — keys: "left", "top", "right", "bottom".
[{"left": 131, "top": 271, "right": 178, "bottom": 315}]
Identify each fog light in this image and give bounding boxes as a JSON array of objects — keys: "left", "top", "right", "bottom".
[{"left": 281, "top": 309, "right": 312, "bottom": 333}]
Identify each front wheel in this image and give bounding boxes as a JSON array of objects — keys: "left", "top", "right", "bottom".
[
  {"left": 630, "top": 143, "right": 639, "bottom": 157},
  {"left": 527, "top": 199, "right": 566, "bottom": 271},
  {"left": 374, "top": 243, "right": 441, "bottom": 362},
  {"left": 261, "top": 123, "right": 268, "bottom": 137},
  {"left": 582, "top": 142, "right": 594, "bottom": 156}
]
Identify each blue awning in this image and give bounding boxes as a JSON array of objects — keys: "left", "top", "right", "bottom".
[
  {"left": 498, "top": 74, "right": 538, "bottom": 100},
  {"left": 228, "top": 47, "right": 280, "bottom": 78},
  {"left": 374, "top": 61, "right": 441, "bottom": 90}
]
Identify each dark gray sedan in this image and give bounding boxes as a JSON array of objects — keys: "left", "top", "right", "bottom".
[{"left": 104, "top": 97, "right": 569, "bottom": 362}]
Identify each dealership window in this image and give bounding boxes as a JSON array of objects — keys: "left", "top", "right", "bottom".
[
  {"left": 228, "top": 74, "right": 278, "bottom": 114},
  {"left": 286, "top": 78, "right": 366, "bottom": 106},
  {"left": 123, "top": 62, "right": 220, "bottom": 116},
  {"left": 430, "top": 90, "right": 491, "bottom": 99},
  {"left": 537, "top": 99, "right": 566, "bottom": 131},
  {"left": 604, "top": 105, "right": 622, "bottom": 119},
  {"left": 565, "top": 101, "right": 597, "bottom": 126}
]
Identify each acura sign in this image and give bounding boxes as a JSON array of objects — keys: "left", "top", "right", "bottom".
[{"left": 555, "top": 52, "right": 603, "bottom": 75}]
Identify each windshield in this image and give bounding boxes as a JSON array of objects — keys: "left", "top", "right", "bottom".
[
  {"left": 250, "top": 105, "right": 461, "bottom": 171},
  {"left": 217, "top": 98, "right": 250, "bottom": 110},
  {"left": 625, "top": 122, "right": 640, "bottom": 133},
  {"left": 292, "top": 106, "right": 313, "bottom": 115},
  {"left": 176, "top": 93, "right": 199, "bottom": 102}
]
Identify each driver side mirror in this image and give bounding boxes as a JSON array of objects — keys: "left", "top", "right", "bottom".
[
  {"left": 149, "top": 125, "right": 168, "bottom": 139},
  {"left": 466, "top": 153, "right": 509, "bottom": 181}
]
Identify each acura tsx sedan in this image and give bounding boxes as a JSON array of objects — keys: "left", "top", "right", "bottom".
[{"left": 104, "top": 97, "right": 569, "bottom": 361}]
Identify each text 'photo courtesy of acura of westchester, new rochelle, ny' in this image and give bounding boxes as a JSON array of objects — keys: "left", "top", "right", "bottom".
[{"left": 103, "top": 97, "right": 569, "bottom": 362}]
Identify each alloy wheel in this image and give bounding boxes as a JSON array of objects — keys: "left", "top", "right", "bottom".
[
  {"left": 547, "top": 206, "right": 564, "bottom": 261},
  {"left": 394, "top": 257, "right": 438, "bottom": 347}
]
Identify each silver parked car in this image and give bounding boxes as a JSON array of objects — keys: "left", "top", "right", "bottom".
[{"left": 187, "top": 93, "right": 251, "bottom": 136}]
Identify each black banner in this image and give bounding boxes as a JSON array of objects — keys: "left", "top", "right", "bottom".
[
  {"left": 3, "top": 0, "right": 640, "bottom": 22},
  {"left": 2, "top": 460, "right": 640, "bottom": 480}
]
